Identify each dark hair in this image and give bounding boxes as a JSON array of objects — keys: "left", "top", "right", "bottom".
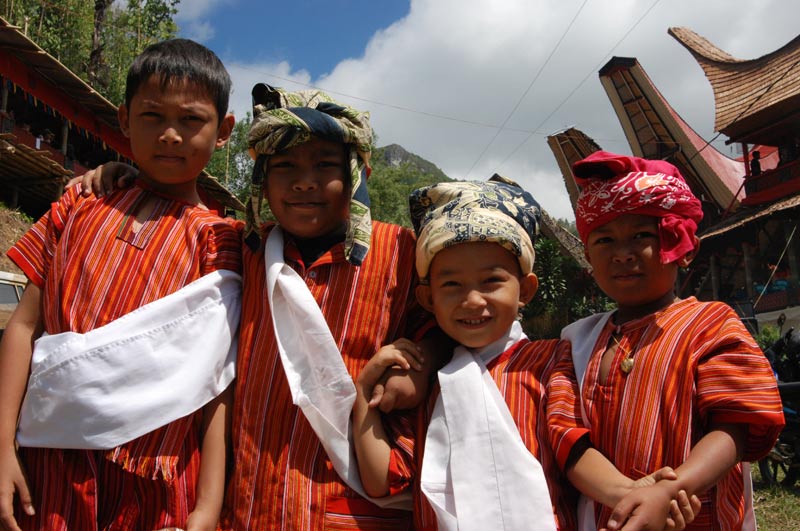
[{"left": 125, "top": 38, "right": 231, "bottom": 122}]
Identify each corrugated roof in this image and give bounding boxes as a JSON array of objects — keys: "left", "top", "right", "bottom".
[{"left": 669, "top": 27, "right": 800, "bottom": 145}]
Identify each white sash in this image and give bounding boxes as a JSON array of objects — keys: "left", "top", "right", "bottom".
[
  {"left": 561, "top": 312, "right": 612, "bottom": 531},
  {"left": 421, "top": 322, "right": 557, "bottom": 531},
  {"left": 17, "top": 269, "right": 241, "bottom": 450},
  {"left": 264, "top": 227, "right": 411, "bottom": 510}
]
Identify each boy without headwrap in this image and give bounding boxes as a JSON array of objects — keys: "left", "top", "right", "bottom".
[{"left": 549, "top": 151, "right": 785, "bottom": 530}]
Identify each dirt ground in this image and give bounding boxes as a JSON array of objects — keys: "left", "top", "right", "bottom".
[{"left": 0, "top": 207, "right": 32, "bottom": 275}]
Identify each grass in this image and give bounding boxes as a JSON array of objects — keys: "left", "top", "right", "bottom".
[{"left": 752, "top": 465, "right": 800, "bottom": 531}]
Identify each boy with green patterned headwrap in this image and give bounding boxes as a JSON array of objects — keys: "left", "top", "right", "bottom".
[{"left": 222, "top": 83, "right": 439, "bottom": 529}]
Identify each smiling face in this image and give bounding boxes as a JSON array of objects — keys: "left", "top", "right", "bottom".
[
  {"left": 118, "top": 75, "right": 233, "bottom": 202},
  {"left": 265, "top": 136, "right": 351, "bottom": 239},
  {"left": 416, "top": 241, "right": 538, "bottom": 349},
  {"left": 584, "top": 214, "right": 685, "bottom": 323}
]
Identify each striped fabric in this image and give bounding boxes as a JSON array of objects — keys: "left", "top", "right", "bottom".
[
  {"left": 547, "top": 298, "right": 785, "bottom": 530},
  {"left": 412, "top": 339, "right": 578, "bottom": 531},
  {"left": 8, "top": 182, "right": 242, "bottom": 529},
  {"left": 224, "top": 221, "right": 424, "bottom": 530}
]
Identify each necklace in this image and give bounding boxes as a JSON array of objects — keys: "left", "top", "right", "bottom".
[{"left": 610, "top": 333, "right": 634, "bottom": 374}]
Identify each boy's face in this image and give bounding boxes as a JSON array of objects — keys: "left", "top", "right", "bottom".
[
  {"left": 265, "top": 137, "right": 350, "bottom": 239},
  {"left": 118, "top": 76, "right": 233, "bottom": 201},
  {"left": 584, "top": 214, "right": 685, "bottom": 321},
  {"left": 416, "top": 241, "right": 538, "bottom": 349}
]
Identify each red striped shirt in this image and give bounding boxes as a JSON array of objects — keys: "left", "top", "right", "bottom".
[
  {"left": 548, "top": 298, "right": 785, "bottom": 530},
  {"left": 412, "top": 339, "right": 578, "bottom": 531},
  {"left": 225, "top": 221, "right": 423, "bottom": 530},
  {"left": 8, "top": 182, "right": 241, "bottom": 480}
]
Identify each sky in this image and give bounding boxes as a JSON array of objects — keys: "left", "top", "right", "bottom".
[{"left": 175, "top": 0, "right": 800, "bottom": 221}]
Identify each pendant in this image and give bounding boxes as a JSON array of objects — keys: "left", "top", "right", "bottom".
[{"left": 620, "top": 357, "right": 634, "bottom": 374}]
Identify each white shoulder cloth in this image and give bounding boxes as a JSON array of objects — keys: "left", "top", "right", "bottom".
[
  {"left": 264, "top": 227, "right": 411, "bottom": 510},
  {"left": 421, "top": 321, "right": 557, "bottom": 531},
  {"left": 17, "top": 269, "right": 241, "bottom": 449}
]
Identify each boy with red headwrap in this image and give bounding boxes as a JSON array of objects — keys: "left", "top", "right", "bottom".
[{"left": 548, "top": 151, "right": 785, "bottom": 530}]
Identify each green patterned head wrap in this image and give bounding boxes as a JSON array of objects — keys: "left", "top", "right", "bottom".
[{"left": 245, "top": 83, "right": 374, "bottom": 265}]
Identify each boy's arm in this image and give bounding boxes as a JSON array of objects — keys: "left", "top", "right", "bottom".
[
  {"left": 602, "top": 424, "right": 744, "bottom": 531},
  {"left": 185, "top": 386, "right": 232, "bottom": 531},
  {"left": 0, "top": 283, "right": 43, "bottom": 530},
  {"left": 352, "top": 340, "right": 423, "bottom": 497}
]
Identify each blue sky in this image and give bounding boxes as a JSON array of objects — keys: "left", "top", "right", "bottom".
[
  {"left": 193, "top": 1, "right": 411, "bottom": 79},
  {"left": 174, "top": 0, "right": 800, "bottom": 220}
]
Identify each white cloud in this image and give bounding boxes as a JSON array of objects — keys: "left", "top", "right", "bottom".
[{"left": 224, "top": 0, "right": 800, "bottom": 220}]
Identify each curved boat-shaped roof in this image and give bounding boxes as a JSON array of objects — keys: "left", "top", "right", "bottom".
[
  {"left": 545, "top": 127, "right": 601, "bottom": 210},
  {"left": 598, "top": 57, "right": 745, "bottom": 214},
  {"left": 669, "top": 27, "right": 800, "bottom": 146}
]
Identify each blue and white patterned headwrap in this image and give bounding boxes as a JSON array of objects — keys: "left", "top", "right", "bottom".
[
  {"left": 409, "top": 175, "right": 541, "bottom": 281},
  {"left": 245, "top": 84, "right": 374, "bottom": 266}
]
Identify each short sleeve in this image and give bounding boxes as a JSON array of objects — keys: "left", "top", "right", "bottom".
[
  {"left": 546, "top": 340, "right": 591, "bottom": 470},
  {"left": 695, "top": 309, "right": 785, "bottom": 461},
  {"left": 7, "top": 186, "right": 81, "bottom": 287},
  {"left": 383, "top": 406, "right": 420, "bottom": 496},
  {"left": 199, "top": 218, "right": 243, "bottom": 276}
]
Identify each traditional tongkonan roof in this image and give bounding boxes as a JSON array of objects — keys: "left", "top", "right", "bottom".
[
  {"left": 669, "top": 26, "right": 800, "bottom": 147},
  {"left": 597, "top": 56, "right": 745, "bottom": 216}
]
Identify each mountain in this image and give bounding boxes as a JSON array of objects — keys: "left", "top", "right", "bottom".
[
  {"left": 374, "top": 144, "right": 450, "bottom": 183},
  {"left": 367, "top": 145, "right": 452, "bottom": 228}
]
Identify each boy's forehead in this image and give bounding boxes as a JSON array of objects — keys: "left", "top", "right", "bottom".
[
  {"left": 592, "top": 213, "right": 659, "bottom": 233},
  {"left": 273, "top": 136, "right": 347, "bottom": 157}
]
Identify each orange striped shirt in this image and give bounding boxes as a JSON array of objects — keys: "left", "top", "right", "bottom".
[
  {"left": 547, "top": 298, "right": 784, "bottom": 530},
  {"left": 225, "top": 221, "right": 423, "bottom": 530},
  {"left": 8, "top": 182, "right": 242, "bottom": 479},
  {"left": 412, "top": 339, "right": 578, "bottom": 531}
]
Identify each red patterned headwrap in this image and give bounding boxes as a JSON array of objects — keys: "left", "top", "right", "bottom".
[{"left": 573, "top": 151, "right": 703, "bottom": 264}]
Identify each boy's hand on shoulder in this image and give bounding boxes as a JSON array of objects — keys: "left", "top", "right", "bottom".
[
  {"left": 70, "top": 162, "right": 139, "bottom": 198},
  {"left": 0, "top": 447, "right": 34, "bottom": 531}
]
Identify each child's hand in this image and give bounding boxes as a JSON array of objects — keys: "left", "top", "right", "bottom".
[
  {"left": 374, "top": 365, "right": 431, "bottom": 412},
  {"left": 0, "top": 447, "right": 34, "bottom": 531},
  {"left": 602, "top": 475, "right": 700, "bottom": 531},
  {"left": 357, "top": 339, "right": 423, "bottom": 407},
  {"left": 184, "top": 504, "right": 219, "bottom": 531},
  {"left": 74, "top": 162, "right": 139, "bottom": 198},
  {"left": 600, "top": 480, "right": 675, "bottom": 531}
]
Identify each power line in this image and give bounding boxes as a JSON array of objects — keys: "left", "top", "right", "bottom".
[
  {"left": 492, "top": 0, "right": 663, "bottom": 173},
  {"left": 463, "top": 0, "right": 590, "bottom": 179}
]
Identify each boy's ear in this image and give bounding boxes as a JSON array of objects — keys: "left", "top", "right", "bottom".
[
  {"left": 519, "top": 273, "right": 538, "bottom": 306},
  {"left": 678, "top": 236, "right": 701, "bottom": 268},
  {"left": 416, "top": 284, "right": 434, "bottom": 312},
  {"left": 215, "top": 113, "right": 235, "bottom": 148},
  {"left": 118, "top": 105, "right": 130, "bottom": 137}
]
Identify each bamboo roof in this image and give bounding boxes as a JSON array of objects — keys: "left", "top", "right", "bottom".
[
  {"left": 598, "top": 56, "right": 745, "bottom": 215},
  {"left": 669, "top": 27, "right": 800, "bottom": 146}
]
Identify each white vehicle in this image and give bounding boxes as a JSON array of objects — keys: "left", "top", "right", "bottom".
[{"left": 0, "top": 271, "right": 26, "bottom": 338}]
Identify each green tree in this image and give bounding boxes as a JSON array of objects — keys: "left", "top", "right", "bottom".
[
  {"left": 1, "top": 0, "right": 94, "bottom": 78},
  {"left": 206, "top": 112, "right": 254, "bottom": 206}
]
